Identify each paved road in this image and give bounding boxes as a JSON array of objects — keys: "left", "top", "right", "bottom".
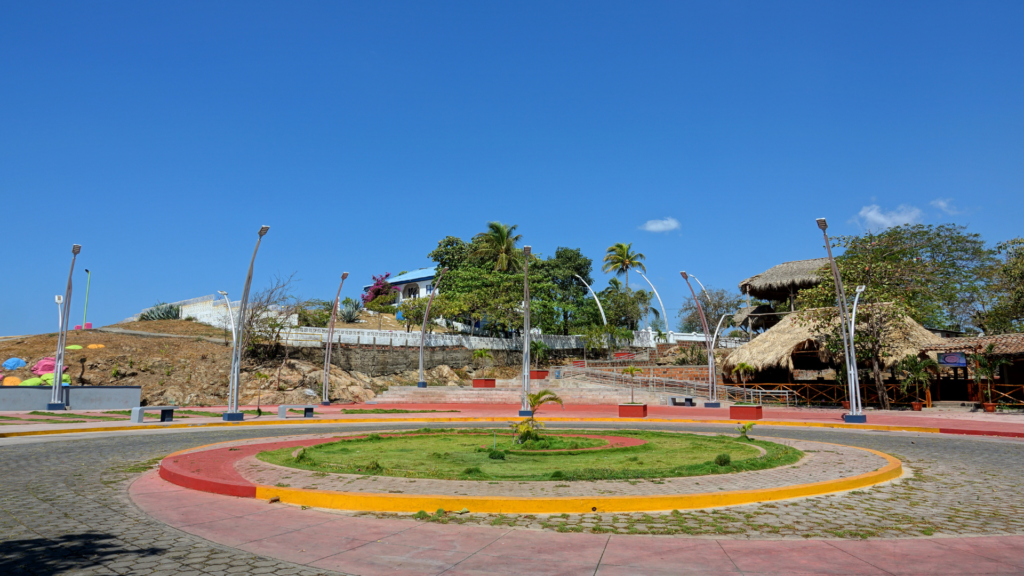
[{"left": 1, "top": 422, "right": 1023, "bottom": 575}]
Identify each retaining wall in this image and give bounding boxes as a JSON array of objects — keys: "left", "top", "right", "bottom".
[{"left": 0, "top": 386, "right": 141, "bottom": 411}]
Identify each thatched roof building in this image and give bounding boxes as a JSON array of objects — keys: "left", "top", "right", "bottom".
[
  {"left": 722, "top": 308, "right": 943, "bottom": 375},
  {"left": 738, "top": 258, "right": 829, "bottom": 309},
  {"left": 733, "top": 304, "right": 779, "bottom": 332}
]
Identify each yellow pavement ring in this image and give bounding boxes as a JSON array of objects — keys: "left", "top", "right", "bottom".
[
  {"left": 253, "top": 444, "right": 902, "bottom": 514},
  {"left": 0, "top": 416, "right": 943, "bottom": 438}
]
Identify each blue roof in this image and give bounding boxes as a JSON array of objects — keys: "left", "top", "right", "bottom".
[{"left": 363, "top": 267, "right": 436, "bottom": 290}]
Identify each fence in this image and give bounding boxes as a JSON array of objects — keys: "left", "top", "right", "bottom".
[{"left": 555, "top": 366, "right": 794, "bottom": 405}]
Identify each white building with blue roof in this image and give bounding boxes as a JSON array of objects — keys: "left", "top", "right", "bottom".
[{"left": 363, "top": 267, "right": 437, "bottom": 304}]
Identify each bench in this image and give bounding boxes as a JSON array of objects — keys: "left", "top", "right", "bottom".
[
  {"left": 278, "top": 404, "right": 316, "bottom": 419},
  {"left": 669, "top": 397, "right": 695, "bottom": 407},
  {"left": 130, "top": 406, "right": 178, "bottom": 423}
]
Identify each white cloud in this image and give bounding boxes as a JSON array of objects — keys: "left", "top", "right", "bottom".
[
  {"left": 855, "top": 204, "right": 922, "bottom": 231},
  {"left": 640, "top": 217, "right": 680, "bottom": 232},
  {"left": 930, "top": 198, "right": 960, "bottom": 215}
]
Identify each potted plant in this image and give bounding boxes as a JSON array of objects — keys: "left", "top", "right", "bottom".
[
  {"left": 471, "top": 349, "right": 496, "bottom": 388},
  {"left": 897, "top": 354, "right": 937, "bottom": 411},
  {"left": 619, "top": 365, "right": 647, "bottom": 417},
  {"left": 967, "top": 344, "right": 1010, "bottom": 413},
  {"left": 529, "top": 341, "right": 550, "bottom": 379}
]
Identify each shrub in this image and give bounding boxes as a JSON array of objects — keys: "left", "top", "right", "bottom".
[
  {"left": 463, "top": 466, "right": 483, "bottom": 475},
  {"left": 488, "top": 450, "right": 505, "bottom": 460},
  {"left": 139, "top": 302, "right": 180, "bottom": 321},
  {"left": 412, "top": 510, "right": 430, "bottom": 520},
  {"left": 714, "top": 453, "right": 731, "bottom": 466},
  {"left": 550, "top": 470, "right": 565, "bottom": 479}
]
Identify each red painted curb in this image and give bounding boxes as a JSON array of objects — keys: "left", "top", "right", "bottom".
[{"left": 937, "top": 428, "right": 1024, "bottom": 439}]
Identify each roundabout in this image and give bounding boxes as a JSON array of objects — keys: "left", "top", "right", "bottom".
[
  {"left": 158, "top": 428, "right": 899, "bottom": 514},
  {"left": 2, "top": 418, "right": 1024, "bottom": 576}
]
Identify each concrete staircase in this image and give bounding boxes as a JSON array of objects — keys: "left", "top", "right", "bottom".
[{"left": 373, "top": 380, "right": 676, "bottom": 405}]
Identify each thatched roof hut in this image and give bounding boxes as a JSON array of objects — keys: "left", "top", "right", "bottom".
[
  {"left": 738, "top": 258, "right": 829, "bottom": 308},
  {"left": 733, "top": 304, "right": 779, "bottom": 332},
  {"left": 722, "top": 308, "right": 943, "bottom": 375}
]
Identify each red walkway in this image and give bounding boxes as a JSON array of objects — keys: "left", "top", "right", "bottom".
[{"left": 132, "top": 471, "right": 1024, "bottom": 575}]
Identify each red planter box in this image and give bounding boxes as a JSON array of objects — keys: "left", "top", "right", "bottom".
[
  {"left": 472, "top": 379, "right": 496, "bottom": 388},
  {"left": 529, "top": 370, "right": 549, "bottom": 379},
  {"left": 730, "top": 405, "right": 763, "bottom": 420},
  {"left": 619, "top": 404, "right": 648, "bottom": 418}
]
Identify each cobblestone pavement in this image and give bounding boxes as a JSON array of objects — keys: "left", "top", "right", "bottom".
[
  {"left": 233, "top": 433, "right": 885, "bottom": 497},
  {"left": 1, "top": 422, "right": 1023, "bottom": 575}
]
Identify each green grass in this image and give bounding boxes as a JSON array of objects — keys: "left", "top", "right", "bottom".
[
  {"left": 508, "top": 436, "right": 606, "bottom": 451},
  {"left": 258, "top": 428, "right": 802, "bottom": 482},
  {"left": 28, "top": 411, "right": 123, "bottom": 421}
]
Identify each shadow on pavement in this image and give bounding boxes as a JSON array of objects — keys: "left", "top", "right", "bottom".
[{"left": 0, "top": 532, "right": 164, "bottom": 575}]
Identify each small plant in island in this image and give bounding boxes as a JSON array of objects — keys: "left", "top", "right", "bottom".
[
  {"left": 622, "top": 365, "right": 642, "bottom": 403},
  {"left": 509, "top": 390, "right": 564, "bottom": 444},
  {"left": 714, "top": 453, "right": 731, "bottom": 466},
  {"left": 736, "top": 422, "right": 755, "bottom": 440},
  {"left": 897, "top": 354, "right": 937, "bottom": 405}
]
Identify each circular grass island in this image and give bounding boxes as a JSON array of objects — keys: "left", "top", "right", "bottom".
[{"left": 257, "top": 429, "right": 803, "bottom": 482}]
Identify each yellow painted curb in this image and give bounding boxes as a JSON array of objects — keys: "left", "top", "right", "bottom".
[
  {"left": 253, "top": 445, "right": 902, "bottom": 514},
  {"left": 0, "top": 415, "right": 943, "bottom": 438}
]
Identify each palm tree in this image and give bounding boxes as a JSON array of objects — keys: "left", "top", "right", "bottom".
[
  {"left": 528, "top": 389, "right": 564, "bottom": 415},
  {"left": 511, "top": 389, "right": 564, "bottom": 443},
  {"left": 732, "top": 362, "right": 755, "bottom": 386},
  {"left": 897, "top": 355, "right": 937, "bottom": 403},
  {"left": 472, "top": 221, "right": 524, "bottom": 272},
  {"left": 530, "top": 341, "right": 550, "bottom": 369},
  {"left": 967, "top": 344, "right": 1011, "bottom": 403},
  {"left": 622, "top": 365, "right": 642, "bottom": 403},
  {"left": 602, "top": 242, "right": 646, "bottom": 289},
  {"left": 472, "top": 349, "right": 493, "bottom": 375}
]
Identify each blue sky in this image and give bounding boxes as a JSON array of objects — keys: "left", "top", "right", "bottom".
[{"left": 2, "top": 2, "right": 1022, "bottom": 335}]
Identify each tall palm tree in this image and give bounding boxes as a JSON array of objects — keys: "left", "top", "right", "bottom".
[
  {"left": 602, "top": 242, "right": 646, "bottom": 289},
  {"left": 472, "top": 221, "right": 524, "bottom": 272}
]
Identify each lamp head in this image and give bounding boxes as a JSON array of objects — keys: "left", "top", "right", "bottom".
[
  {"left": 84, "top": 269, "right": 90, "bottom": 273},
  {"left": 341, "top": 272, "right": 349, "bottom": 280},
  {"left": 679, "top": 271, "right": 689, "bottom": 280},
  {"left": 441, "top": 267, "right": 449, "bottom": 273},
  {"left": 816, "top": 218, "right": 828, "bottom": 231},
  {"left": 524, "top": 246, "right": 531, "bottom": 256},
  {"left": 72, "top": 244, "right": 81, "bottom": 255},
  {"left": 55, "top": 295, "right": 63, "bottom": 304},
  {"left": 218, "top": 290, "right": 228, "bottom": 296},
  {"left": 856, "top": 285, "right": 866, "bottom": 294},
  {"left": 258, "top": 225, "right": 270, "bottom": 237}
]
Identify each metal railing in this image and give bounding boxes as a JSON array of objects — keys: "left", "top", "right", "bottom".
[{"left": 554, "top": 366, "right": 794, "bottom": 406}]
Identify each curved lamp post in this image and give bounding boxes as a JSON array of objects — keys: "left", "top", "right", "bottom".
[
  {"left": 574, "top": 273, "right": 607, "bottom": 325},
  {"left": 849, "top": 285, "right": 866, "bottom": 416},
  {"left": 217, "top": 291, "right": 236, "bottom": 345},
  {"left": 520, "top": 247, "right": 533, "bottom": 416},
  {"left": 48, "top": 244, "right": 81, "bottom": 410},
  {"left": 321, "top": 272, "right": 349, "bottom": 405},
  {"left": 224, "top": 225, "right": 270, "bottom": 422},
  {"left": 82, "top": 269, "right": 92, "bottom": 329},
  {"left": 816, "top": 218, "right": 865, "bottom": 423},
  {"left": 680, "top": 271, "right": 718, "bottom": 406},
  {"left": 417, "top": 267, "right": 448, "bottom": 388},
  {"left": 637, "top": 271, "right": 667, "bottom": 343}
]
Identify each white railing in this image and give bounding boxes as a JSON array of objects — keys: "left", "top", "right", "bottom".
[{"left": 554, "top": 366, "right": 794, "bottom": 405}]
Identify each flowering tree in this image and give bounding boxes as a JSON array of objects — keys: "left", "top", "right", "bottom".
[{"left": 362, "top": 273, "right": 399, "bottom": 305}]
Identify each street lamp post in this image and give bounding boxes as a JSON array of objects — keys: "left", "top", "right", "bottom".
[
  {"left": 223, "top": 225, "right": 270, "bottom": 422},
  {"left": 322, "top": 272, "right": 349, "bottom": 405},
  {"left": 816, "top": 218, "right": 866, "bottom": 423},
  {"left": 48, "top": 244, "right": 81, "bottom": 410},
  {"left": 680, "top": 271, "right": 718, "bottom": 406},
  {"left": 574, "top": 274, "right": 607, "bottom": 325},
  {"left": 82, "top": 269, "right": 92, "bottom": 329},
  {"left": 217, "top": 291, "right": 237, "bottom": 343},
  {"left": 637, "top": 271, "right": 667, "bottom": 344},
  {"left": 849, "top": 285, "right": 866, "bottom": 416},
  {"left": 520, "top": 247, "right": 533, "bottom": 416},
  {"left": 417, "top": 268, "right": 449, "bottom": 388}
]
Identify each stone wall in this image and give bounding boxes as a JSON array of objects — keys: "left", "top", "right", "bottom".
[{"left": 290, "top": 343, "right": 586, "bottom": 376}]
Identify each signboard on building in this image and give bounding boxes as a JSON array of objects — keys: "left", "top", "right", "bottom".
[{"left": 937, "top": 352, "right": 967, "bottom": 367}]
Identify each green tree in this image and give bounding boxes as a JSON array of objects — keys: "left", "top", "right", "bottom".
[
  {"left": 977, "top": 238, "right": 1024, "bottom": 334},
  {"left": 896, "top": 355, "right": 937, "bottom": 403},
  {"left": 622, "top": 365, "right": 642, "bottom": 403},
  {"left": 472, "top": 221, "right": 525, "bottom": 272},
  {"left": 365, "top": 293, "right": 397, "bottom": 330},
  {"left": 677, "top": 287, "right": 743, "bottom": 333},
  {"left": 530, "top": 340, "right": 550, "bottom": 369},
  {"left": 732, "top": 362, "right": 755, "bottom": 385},
  {"left": 602, "top": 242, "right": 646, "bottom": 289},
  {"left": 531, "top": 247, "right": 595, "bottom": 335}
]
